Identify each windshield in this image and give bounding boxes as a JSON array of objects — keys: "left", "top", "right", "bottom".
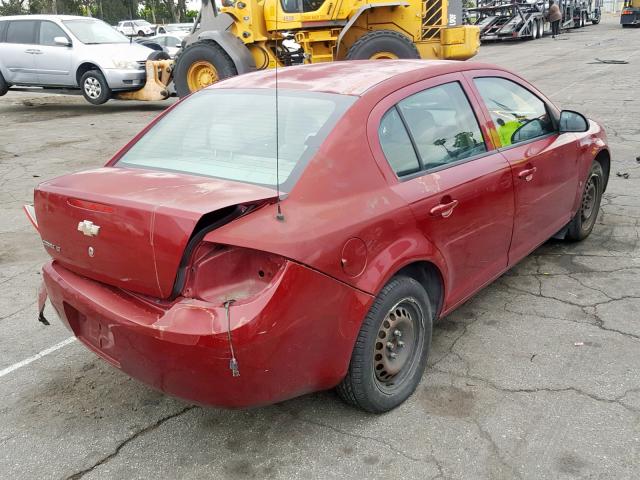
[
  {"left": 64, "top": 19, "right": 128, "bottom": 44},
  {"left": 116, "top": 89, "right": 356, "bottom": 190}
]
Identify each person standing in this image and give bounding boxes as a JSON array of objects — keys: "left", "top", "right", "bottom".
[{"left": 548, "top": 0, "right": 562, "bottom": 38}]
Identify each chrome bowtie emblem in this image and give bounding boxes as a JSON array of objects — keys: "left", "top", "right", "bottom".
[{"left": 77, "top": 220, "right": 100, "bottom": 237}]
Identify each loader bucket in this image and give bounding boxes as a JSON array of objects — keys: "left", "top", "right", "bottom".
[{"left": 115, "top": 59, "right": 174, "bottom": 102}]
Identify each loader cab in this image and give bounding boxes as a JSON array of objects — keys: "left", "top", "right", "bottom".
[{"left": 263, "top": 0, "right": 338, "bottom": 30}]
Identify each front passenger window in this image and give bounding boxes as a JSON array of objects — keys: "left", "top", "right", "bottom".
[
  {"left": 474, "top": 77, "right": 554, "bottom": 148},
  {"left": 39, "top": 22, "right": 69, "bottom": 46}
]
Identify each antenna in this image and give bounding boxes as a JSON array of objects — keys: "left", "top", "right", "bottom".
[{"left": 275, "top": 0, "right": 285, "bottom": 221}]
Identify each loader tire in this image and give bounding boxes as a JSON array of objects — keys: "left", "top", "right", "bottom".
[
  {"left": 173, "top": 41, "right": 238, "bottom": 97},
  {"left": 0, "top": 71, "right": 8, "bottom": 97},
  {"left": 346, "top": 30, "right": 420, "bottom": 61}
]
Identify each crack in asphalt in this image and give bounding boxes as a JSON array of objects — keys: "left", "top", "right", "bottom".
[
  {"left": 281, "top": 410, "right": 445, "bottom": 477},
  {"left": 65, "top": 406, "right": 196, "bottom": 480},
  {"left": 432, "top": 368, "right": 640, "bottom": 416}
]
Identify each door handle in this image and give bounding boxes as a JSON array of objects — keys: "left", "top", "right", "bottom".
[
  {"left": 24, "top": 49, "right": 43, "bottom": 54},
  {"left": 430, "top": 199, "right": 459, "bottom": 218},
  {"left": 518, "top": 166, "right": 537, "bottom": 182}
]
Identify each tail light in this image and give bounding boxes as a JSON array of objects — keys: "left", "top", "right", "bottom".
[
  {"left": 182, "top": 242, "right": 287, "bottom": 305},
  {"left": 23, "top": 204, "right": 39, "bottom": 232},
  {"left": 623, "top": 9, "right": 632, "bottom": 14}
]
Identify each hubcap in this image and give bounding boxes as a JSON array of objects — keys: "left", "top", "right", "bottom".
[
  {"left": 373, "top": 298, "right": 423, "bottom": 392},
  {"left": 186, "top": 61, "right": 218, "bottom": 92},
  {"left": 370, "top": 51, "right": 399, "bottom": 60},
  {"left": 84, "top": 77, "right": 101, "bottom": 99},
  {"left": 581, "top": 174, "right": 598, "bottom": 223}
]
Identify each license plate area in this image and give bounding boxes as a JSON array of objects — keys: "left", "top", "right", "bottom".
[{"left": 63, "top": 302, "right": 120, "bottom": 367}]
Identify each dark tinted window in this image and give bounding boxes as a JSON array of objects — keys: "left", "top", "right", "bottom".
[
  {"left": 0, "top": 21, "right": 7, "bottom": 41},
  {"left": 474, "top": 77, "right": 554, "bottom": 147},
  {"left": 398, "top": 82, "right": 486, "bottom": 169},
  {"left": 281, "top": 0, "right": 325, "bottom": 13},
  {"left": 379, "top": 108, "right": 420, "bottom": 177},
  {"left": 6, "top": 20, "right": 37, "bottom": 44},
  {"left": 39, "top": 21, "right": 69, "bottom": 46}
]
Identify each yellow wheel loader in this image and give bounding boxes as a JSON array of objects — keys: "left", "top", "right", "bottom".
[{"left": 131, "top": 0, "right": 480, "bottom": 100}]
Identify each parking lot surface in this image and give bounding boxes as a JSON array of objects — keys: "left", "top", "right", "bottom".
[{"left": 1, "top": 16, "right": 639, "bottom": 480}]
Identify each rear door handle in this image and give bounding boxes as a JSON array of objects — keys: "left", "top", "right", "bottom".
[
  {"left": 518, "top": 166, "right": 537, "bottom": 182},
  {"left": 430, "top": 199, "right": 459, "bottom": 218},
  {"left": 25, "top": 49, "right": 43, "bottom": 54}
]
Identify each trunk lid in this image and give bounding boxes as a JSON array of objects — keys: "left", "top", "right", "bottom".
[{"left": 35, "top": 167, "right": 276, "bottom": 298}]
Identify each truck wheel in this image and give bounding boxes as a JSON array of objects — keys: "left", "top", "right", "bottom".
[
  {"left": 336, "top": 276, "right": 433, "bottom": 413},
  {"left": 173, "top": 40, "right": 238, "bottom": 97},
  {"left": 80, "top": 70, "right": 110, "bottom": 105},
  {"left": 592, "top": 14, "right": 601, "bottom": 25},
  {"left": 531, "top": 21, "right": 538, "bottom": 39},
  {"left": 539, "top": 20, "right": 545, "bottom": 37},
  {"left": 0, "top": 71, "right": 9, "bottom": 96},
  {"left": 566, "top": 161, "right": 604, "bottom": 241},
  {"left": 346, "top": 30, "right": 420, "bottom": 60}
]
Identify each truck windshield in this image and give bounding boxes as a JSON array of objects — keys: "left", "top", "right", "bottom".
[
  {"left": 116, "top": 89, "right": 356, "bottom": 191},
  {"left": 63, "top": 19, "right": 128, "bottom": 44}
]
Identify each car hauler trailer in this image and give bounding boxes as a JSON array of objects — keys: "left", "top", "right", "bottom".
[
  {"left": 466, "top": 0, "right": 547, "bottom": 41},
  {"left": 465, "top": 0, "right": 601, "bottom": 42}
]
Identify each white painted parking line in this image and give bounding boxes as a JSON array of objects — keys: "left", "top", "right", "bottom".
[{"left": 0, "top": 337, "right": 76, "bottom": 379}]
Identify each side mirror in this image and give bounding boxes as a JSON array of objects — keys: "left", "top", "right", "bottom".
[
  {"left": 559, "top": 110, "right": 589, "bottom": 133},
  {"left": 54, "top": 36, "right": 71, "bottom": 46},
  {"left": 176, "top": 43, "right": 182, "bottom": 48}
]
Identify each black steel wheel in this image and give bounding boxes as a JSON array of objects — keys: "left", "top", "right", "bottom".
[
  {"left": 566, "top": 161, "right": 604, "bottom": 241},
  {"left": 346, "top": 30, "right": 420, "bottom": 60},
  {"left": 337, "top": 276, "right": 433, "bottom": 413},
  {"left": 0, "top": 71, "right": 8, "bottom": 97}
]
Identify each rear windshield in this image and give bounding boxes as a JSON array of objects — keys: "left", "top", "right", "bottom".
[{"left": 116, "top": 88, "right": 356, "bottom": 191}]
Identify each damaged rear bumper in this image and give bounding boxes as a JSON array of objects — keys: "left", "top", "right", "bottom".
[{"left": 41, "top": 260, "right": 372, "bottom": 408}]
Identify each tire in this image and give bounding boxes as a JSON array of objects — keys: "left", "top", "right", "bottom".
[
  {"left": 566, "top": 161, "right": 604, "bottom": 241},
  {"left": 539, "top": 20, "right": 545, "bottom": 37},
  {"left": 336, "top": 276, "right": 433, "bottom": 413},
  {"left": 80, "top": 69, "right": 110, "bottom": 105},
  {"left": 531, "top": 21, "right": 538, "bottom": 39},
  {"left": 346, "top": 30, "right": 420, "bottom": 61},
  {"left": 138, "top": 30, "right": 145, "bottom": 37},
  {"left": 592, "top": 15, "right": 600, "bottom": 25},
  {"left": 148, "top": 50, "right": 171, "bottom": 61},
  {"left": 173, "top": 40, "right": 238, "bottom": 97},
  {"left": 0, "top": 71, "right": 8, "bottom": 97}
]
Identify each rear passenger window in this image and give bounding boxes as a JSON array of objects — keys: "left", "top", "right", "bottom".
[
  {"left": 39, "top": 21, "right": 69, "bottom": 46},
  {"left": 379, "top": 108, "right": 421, "bottom": 177},
  {"left": 399, "top": 82, "right": 486, "bottom": 170},
  {"left": 474, "top": 77, "right": 554, "bottom": 147},
  {"left": 6, "top": 21, "right": 37, "bottom": 44}
]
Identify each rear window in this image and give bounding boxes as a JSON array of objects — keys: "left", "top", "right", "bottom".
[
  {"left": 6, "top": 20, "right": 37, "bottom": 44},
  {"left": 116, "top": 88, "right": 356, "bottom": 191}
]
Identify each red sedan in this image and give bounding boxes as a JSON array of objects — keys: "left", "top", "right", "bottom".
[{"left": 26, "top": 60, "right": 610, "bottom": 412}]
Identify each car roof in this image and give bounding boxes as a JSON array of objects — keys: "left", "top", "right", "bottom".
[
  {"left": 212, "top": 60, "right": 507, "bottom": 96},
  {"left": 0, "top": 14, "right": 94, "bottom": 21}
]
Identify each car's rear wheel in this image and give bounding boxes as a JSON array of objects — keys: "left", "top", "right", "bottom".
[
  {"left": 0, "top": 71, "right": 8, "bottom": 96},
  {"left": 346, "top": 30, "right": 420, "bottom": 60},
  {"left": 80, "top": 70, "right": 111, "bottom": 105},
  {"left": 337, "top": 276, "right": 432, "bottom": 413},
  {"left": 566, "top": 161, "right": 604, "bottom": 241}
]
